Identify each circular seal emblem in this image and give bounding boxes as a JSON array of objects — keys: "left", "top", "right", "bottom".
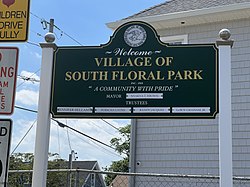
[{"left": 124, "top": 25, "right": 147, "bottom": 47}]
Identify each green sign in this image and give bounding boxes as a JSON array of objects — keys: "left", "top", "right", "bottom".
[{"left": 51, "top": 21, "right": 218, "bottom": 118}]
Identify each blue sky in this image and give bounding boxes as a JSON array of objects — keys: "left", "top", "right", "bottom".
[{"left": 1, "top": 0, "right": 165, "bottom": 168}]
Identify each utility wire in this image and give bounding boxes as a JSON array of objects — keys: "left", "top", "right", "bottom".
[
  {"left": 15, "top": 105, "right": 37, "bottom": 113},
  {"left": 14, "top": 105, "right": 123, "bottom": 154},
  {"left": 59, "top": 31, "right": 83, "bottom": 46},
  {"left": 101, "top": 119, "right": 120, "bottom": 131},
  {"left": 30, "top": 12, "right": 41, "bottom": 20},
  {"left": 89, "top": 121, "right": 117, "bottom": 137},
  {"left": 66, "top": 120, "right": 73, "bottom": 151},
  {"left": 56, "top": 125, "right": 61, "bottom": 156},
  {"left": 11, "top": 120, "right": 37, "bottom": 154},
  {"left": 12, "top": 11, "right": 117, "bottom": 154},
  {"left": 30, "top": 11, "right": 83, "bottom": 46},
  {"left": 27, "top": 41, "right": 40, "bottom": 47},
  {"left": 16, "top": 69, "right": 41, "bottom": 88},
  {"left": 67, "top": 129, "right": 123, "bottom": 158},
  {"left": 17, "top": 75, "right": 40, "bottom": 83},
  {"left": 16, "top": 104, "right": 120, "bottom": 135},
  {"left": 53, "top": 119, "right": 117, "bottom": 151},
  {"left": 30, "top": 29, "right": 43, "bottom": 38}
]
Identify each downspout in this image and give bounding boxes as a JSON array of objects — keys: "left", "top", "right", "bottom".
[{"left": 129, "top": 119, "right": 137, "bottom": 187}]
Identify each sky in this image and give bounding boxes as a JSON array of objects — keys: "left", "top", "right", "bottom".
[{"left": 0, "top": 0, "right": 166, "bottom": 169}]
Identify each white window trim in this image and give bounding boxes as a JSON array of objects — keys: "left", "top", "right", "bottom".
[{"left": 160, "top": 34, "right": 188, "bottom": 44}]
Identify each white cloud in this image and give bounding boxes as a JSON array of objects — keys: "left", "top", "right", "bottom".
[
  {"left": 20, "top": 70, "right": 40, "bottom": 80},
  {"left": 15, "top": 89, "right": 39, "bottom": 106},
  {"left": 16, "top": 71, "right": 40, "bottom": 89},
  {"left": 21, "top": 45, "right": 42, "bottom": 63},
  {"left": 34, "top": 52, "right": 42, "bottom": 59}
]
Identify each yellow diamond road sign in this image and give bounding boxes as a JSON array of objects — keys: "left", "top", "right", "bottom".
[{"left": 0, "top": 0, "right": 30, "bottom": 42}]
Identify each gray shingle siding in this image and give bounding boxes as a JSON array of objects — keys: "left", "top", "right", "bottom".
[
  {"left": 136, "top": 118, "right": 219, "bottom": 175},
  {"left": 134, "top": 17, "right": 250, "bottom": 176},
  {"left": 125, "top": 0, "right": 250, "bottom": 19}
]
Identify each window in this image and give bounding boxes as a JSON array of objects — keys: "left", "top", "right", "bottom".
[{"left": 160, "top": 34, "right": 188, "bottom": 44}]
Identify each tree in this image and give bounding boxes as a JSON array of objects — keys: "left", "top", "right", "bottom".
[
  {"left": 8, "top": 153, "right": 67, "bottom": 186},
  {"left": 8, "top": 153, "right": 34, "bottom": 186},
  {"left": 47, "top": 153, "right": 68, "bottom": 187},
  {"left": 104, "top": 124, "right": 131, "bottom": 186}
]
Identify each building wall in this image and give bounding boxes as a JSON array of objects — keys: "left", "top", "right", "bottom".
[{"left": 133, "top": 18, "right": 250, "bottom": 176}]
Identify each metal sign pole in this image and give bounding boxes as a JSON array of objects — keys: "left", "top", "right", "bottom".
[
  {"left": 31, "top": 19, "right": 56, "bottom": 187},
  {"left": 216, "top": 29, "right": 234, "bottom": 187}
]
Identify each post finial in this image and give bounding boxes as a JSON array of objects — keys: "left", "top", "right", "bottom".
[
  {"left": 216, "top": 29, "right": 234, "bottom": 47},
  {"left": 219, "top": 29, "right": 231, "bottom": 41}
]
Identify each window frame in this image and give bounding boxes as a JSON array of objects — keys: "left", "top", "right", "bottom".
[{"left": 160, "top": 34, "right": 188, "bottom": 44}]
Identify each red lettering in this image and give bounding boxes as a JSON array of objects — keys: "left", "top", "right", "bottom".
[
  {"left": 1, "top": 103, "right": 5, "bottom": 109},
  {"left": 0, "top": 66, "right": 14, "bottom": 77},
  {"left": 1, "top": 95, "right": 5, "bottom": 102},
  {"left": 1, "top": 95, "right": 5, "bottom": 109}
]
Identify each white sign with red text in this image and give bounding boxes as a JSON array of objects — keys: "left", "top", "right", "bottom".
[{"left": 0, "top": 47, "right": 18, "bottom": 115}]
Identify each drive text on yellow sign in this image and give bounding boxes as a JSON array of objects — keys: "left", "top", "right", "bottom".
[{"left": 0, "top": 0, "right": 30, "bottom": 41}]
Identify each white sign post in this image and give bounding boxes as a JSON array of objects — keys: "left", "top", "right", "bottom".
[
  {"left": 0, "top": 47, "right": 19, "bottom": 115},
  {"left": 217, "top": 29, "right": 234, "bottom": 187},
  {"left": 31, "top": 19, "right": 56, "bottom": 187},
  {"left": 0, "top": 119, "right": 12, "bottom": 187}
]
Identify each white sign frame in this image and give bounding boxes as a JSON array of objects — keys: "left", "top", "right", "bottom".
[
  {"left": 0, "top": 119, "right": 12, "bottom": 187},
  {"left": 0, "top": 47, "right": 19, "bottom": 115}
]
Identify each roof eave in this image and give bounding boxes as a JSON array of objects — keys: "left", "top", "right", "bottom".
[{"left": 107, "top": 2, "right": 250, "bottom": 30}]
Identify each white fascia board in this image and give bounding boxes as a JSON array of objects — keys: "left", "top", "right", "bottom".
[{"left": 106, "top": 2, "right": 250, "bottom": 30}]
